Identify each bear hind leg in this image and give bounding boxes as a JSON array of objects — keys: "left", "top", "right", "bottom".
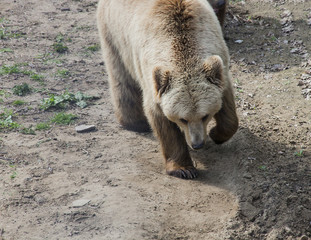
[{"left": 111, "top": 78, "right": 150, "bottom": 132}]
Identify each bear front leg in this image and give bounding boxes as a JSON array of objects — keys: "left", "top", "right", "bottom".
[
  {"left": 147, "top": 108, "right": 198, "bottom": 179},
  {"left": 209, "top": 85, "right": 239, "bottom": 144},
  {"left": 100, "top": 32, "right": 150, "bottom": 132}
]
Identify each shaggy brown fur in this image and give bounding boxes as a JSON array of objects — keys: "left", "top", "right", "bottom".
[{"left": 153, "top": 0, "right": 197, "bottom": 70}]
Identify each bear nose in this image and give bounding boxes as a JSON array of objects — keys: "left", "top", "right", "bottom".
[{"left": 192, "top": 141, "right": 204, "bottom": 150}]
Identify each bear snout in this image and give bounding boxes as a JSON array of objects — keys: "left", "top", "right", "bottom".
[
  {"left": 188, "top": 122, "right": 206, "bottom": 150},
  {"left": 191, "top": 141, "right": 205, "bottom": 150}
]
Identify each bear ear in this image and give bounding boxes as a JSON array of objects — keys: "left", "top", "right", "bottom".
[
  {"left": 153, "top": 67, "right": 171, "bottom": 98},
  {"left": 203, "top": 55, "right": 224, "bottom": 88}
]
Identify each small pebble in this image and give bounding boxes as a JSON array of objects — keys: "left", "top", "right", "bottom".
[
  {"left": 72, "top": 199, "right": 90, "bottom": 208},
  {"left": 75, "top": 125, "right": 96, "bottom": 133}
]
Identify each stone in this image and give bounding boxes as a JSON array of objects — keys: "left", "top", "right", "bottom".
[
  {"left": 240, "top": 202, "right": 260, "bottom": 221},
  {"left": 75, "top": 125, "right": 96, "bottom": 133},
  {"left": 72, "top": 199, "right": 91, "bottom": 208},
  {"left": 235, "top": 39, "right": 243, "bottom": 44}
]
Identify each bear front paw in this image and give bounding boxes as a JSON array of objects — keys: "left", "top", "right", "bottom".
[
  {"left": 167, "top": 167, "right": 198, "bottom": 179},
  {"left": 166, "top": 161, "right": 198, "bottom": 179}
]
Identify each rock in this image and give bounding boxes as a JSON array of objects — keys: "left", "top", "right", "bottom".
[
  {"left": 240, "top": 202, "right": 260, "bottom": 221},
  {"left": 94, "top": 153, "right": 103, "bottom": 159},
  {"left": 243, "top": 173, "right": 252, "bottom": 179},
  {"left": 235, "top": 39, "right": 243, "bottom": 44},
  {"left": 72, "top": 199, "right": 91, "bottom": 208},
  {"left": 271, "top": 64, "right": 285, "bottom": 71},
  {"left": 75, "top": 125, "right": 96, "bottom": 133}
]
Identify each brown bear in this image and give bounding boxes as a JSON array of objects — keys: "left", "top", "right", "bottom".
[{"left": 97, "top": 0, "right": 238, "bottom": 179}]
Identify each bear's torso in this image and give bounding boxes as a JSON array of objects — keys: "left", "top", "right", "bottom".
[{"left": 97, "top": 0, "right": 230, "bottom": 97}]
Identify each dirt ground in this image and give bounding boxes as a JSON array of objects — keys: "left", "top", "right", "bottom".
[{"left": 0, "top": 0, "right": 310, "bottom": 239}]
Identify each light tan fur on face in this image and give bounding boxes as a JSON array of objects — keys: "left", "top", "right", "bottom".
[
  {"left": 160, "top": 55, "right": 224, "bottom": 148},
  {"left": 97, "top": 0, "right": 238, "bottom": 179}
]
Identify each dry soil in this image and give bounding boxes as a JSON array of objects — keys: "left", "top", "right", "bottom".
[{"left": 0, "top": 0, "right": 310, "bottom": 239}]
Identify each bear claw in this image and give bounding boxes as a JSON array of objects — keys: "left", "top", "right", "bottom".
[{"left": 167, "top": 167, "right": 198, "bottom": 179}]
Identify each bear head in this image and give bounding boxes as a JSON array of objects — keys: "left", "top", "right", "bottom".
[{"left": 154, "top": 55, "right": 225, "bottom": 150}]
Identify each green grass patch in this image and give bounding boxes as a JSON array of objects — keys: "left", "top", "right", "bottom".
[
  {"left": 51, "top": 33, "right": 71, "bottom": 54},
  {"left": 86, "top": 44, "right": 100, "bottom": 52},
  {"left": 0, "top": 64, "right": 21, "bottom": 74},
  {"left": 10, "top": 171, "right": 17, "bottom": 179},
  {"left": 52, "top": 43, "right": 68, "bottom": 53},
  {"left": 55, "top": 33, "right": 65, "bottom": 43},
  {"left": 9, "top": 164, "right": 17, "bottom": 179},
  {"left": 40, "top": 91, "right": 98, "bottom": 110},
  {"left": 30, "top": 73, "right": 45, "bottom": 83},
  {"left": 1, "top": 64, "right": 45, "bottom": 83},
  {"left": 51, "top": 112, "right": 77, "bottom": 125},
  {"left": 55, "top": 33, "right": 72, "bottom": 43},
  {"left": 56, "top": 69, "right": 70, "bottom": 78},
  {"left": 20, "top": 126, "right": 36, "bottom": 135},
  {"left": 0, "top": 89, "right": 11, "bottom": 98},
  {"left": 0, "top": 48, "right": 13, "bottom": 53},
  {"left": 0, "top": 28, "right": 23, "bottom": 40},
  {"left": 40, "top": 92, "right": 72, "bottom": 110},
  {"left": 12, "top": 100, "right": 26, "bottom": 106},
  {"left": 76, "top": 25, "right": 91, "bottom": 31},
  {"left": 0, "top": 18, "right": 23, "bottom": 40},
  {"left": 294, "top": 149, "right": 304, "bottom": 157},
  {"left": 35, "top": 122, "right": 51, "bottom": 131},
  {"left": 0, "top": 108, "right": 20, "bottom": 131},
  {"left": 12, "top": 83, "right": 32, "bottom": 96}
]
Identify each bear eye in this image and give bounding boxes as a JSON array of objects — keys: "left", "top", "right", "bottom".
[
  {"left": 180, "top": 118, "right": 188, "bottom": 124},
  {"left": 202, "top": 115, "right": 209, "bottom": 121}
]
